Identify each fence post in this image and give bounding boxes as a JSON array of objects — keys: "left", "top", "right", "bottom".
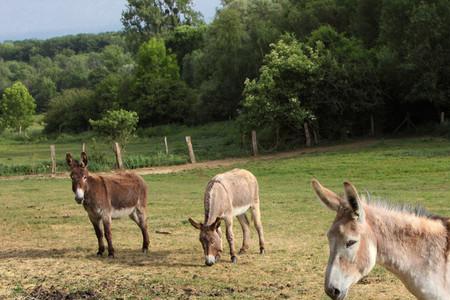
[
  {"left": 441, "top": 112, "right": 445, "bottom": 124},
  {"left": 50, "top": 145, "right": 56, "bottom": 177},
  {"left": 164, "top": 136, "right": 169, "bottom": 155},
  {"left": 370, "top": 115, "right": 375, "bottom": 136},
  {"left": 82, "top": 143, "right": 86, "bottom": 153},
  {"left": 113, "top": 142, "right": 124, "bottom": 169},
  {"left": 185, "top": 136, "right": 196, "bottom": 163},
  {"left": 251, "top": 130, "right": 258, "bottom": 156},
  {"left": 304, "top": 122, "right": 311, "bottom": 147}
]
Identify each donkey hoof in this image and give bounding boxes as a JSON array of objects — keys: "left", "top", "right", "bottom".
[
  {"left": 231, "top": 256, "right": 237, "bottom": 264},
  {"left": 96, "top": 251, "right": 103, "bottom": 257},
  {"left": 108, "top": 253, "right": 115, "bottom": 258},
  {"left": 238, "top": 248, "right": 247, "bottom": 255},
  {"left": 142, "top": 248, "right": 148, "bottom": 254},
  {"left": 260, "top": 248, "right": 265, "bottom": 255}
]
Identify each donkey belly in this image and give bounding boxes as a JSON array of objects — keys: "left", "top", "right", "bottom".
[
  {"left": 111, "top": 207, "right": 135, "bottom": 219},
  {"left": 232, "top": 205, "right": 250, "bottom": 216}
]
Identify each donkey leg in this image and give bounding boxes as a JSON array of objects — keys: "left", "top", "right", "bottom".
[
  {"left": 237, "top": 214, "right": 251, "bottom": 254},
  {"left": 224, "top": 216, "right": 237, "bottom": 263},
  {"left": 251, "top": 205, "right": 265, "bottom": 254},
  {"left": 89, "top": 215, "right": 104, "bottom": 256},
  {"left": 102, "top": 216, "right": 115, "bottom": 258},
  {"left": 130, "top": 209, "right": 150, "bottom": 253}
]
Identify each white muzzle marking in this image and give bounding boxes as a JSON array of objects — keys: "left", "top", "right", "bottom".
[
  {"left": 205, "top": 255, "right": 216, "bottom": 266},
  {"left": 75, "top": 188, "right": 85, "bottom": 204}
]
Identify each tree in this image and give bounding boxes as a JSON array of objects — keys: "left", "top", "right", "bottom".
[
  {"left": 89, "top": 109, "right": 139, "bottom": 147},
  {"left": 44, "top": 89, "right": 96, "bottom": 133},
  {"left": 0, "top": 82, "right": 36, "bottom": 133},
  {"left": 121, "top": 0, "right": 203, "bottom": 50},
  {"left": 31, "top": 76, "right": 57, "bottom": 112},
  {"left": 195, "top": 0, "right": 283, "bottom": 121},
  {"left": 240, "top": 36, "right": 317, "bottom": 141},
  {"left": 129, "top": 38, "right": 196, "bottom": 125}
]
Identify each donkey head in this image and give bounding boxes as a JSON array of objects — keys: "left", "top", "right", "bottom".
[
  {"left": 311, "top": 179, "right": 377, "bottom": 300},
  {"left": 66, "top": 152, "right": 89, "bottom": 204},
  {"left": 188, "top": 217, "right": 223, "bottom": 266}
]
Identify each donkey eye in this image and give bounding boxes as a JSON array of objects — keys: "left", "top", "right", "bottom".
[{"left": 346, "top": 240, "right": 358, "bottom": 248}]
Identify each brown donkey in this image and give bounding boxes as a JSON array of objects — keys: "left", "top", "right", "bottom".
[
  {"left": 189, "top": 168, "right": 265, "bottom": 266},
  {"left": 66, "top": 152, "right": 149, "bottom": 257},
  {"left": 312, "top": 179, "right": 450, "bottom": 300}
]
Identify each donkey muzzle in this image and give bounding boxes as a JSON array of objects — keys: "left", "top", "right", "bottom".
[
  {"left": 74, "top": 188, "right": 85, "bottom": 204},
  {"left": 325, "top": 285, "right": 346, "bottom": 300},
  {"left": 205, "top": 255, "right": 216, "bottom": 266}
]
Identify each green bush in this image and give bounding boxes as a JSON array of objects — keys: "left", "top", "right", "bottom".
[{"left": 89, "top": 109, "right": 139, "bottom": 147}]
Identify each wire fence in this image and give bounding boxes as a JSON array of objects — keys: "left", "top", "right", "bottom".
[{"left": 0, "top": 133, "right": 257, "bottom": 176}]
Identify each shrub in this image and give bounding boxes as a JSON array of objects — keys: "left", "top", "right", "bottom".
[{"left": 89, "top": 109, "right": 139, "bottom": 147}]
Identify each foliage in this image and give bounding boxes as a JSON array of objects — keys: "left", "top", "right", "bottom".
[
  {"left": 121, "top": 0, "right": 203, "bottom": 50},
  {"left": 1, "top": 0, "right": 450, "bottom": 137},
  {"left": 0, "top": 82, "right": 36, "bottom": 132},
  {"left": 44, "top": 89, "right": 96, "bottom": 133},
  {"left": 89, "top": 109, "right": 139, "bottom": 146},
  {"left": 240, "top": 37, "right": 317, "bottom": 139},
  {"left": 129, "top": 38, "right": 196, "bottom": 126}
]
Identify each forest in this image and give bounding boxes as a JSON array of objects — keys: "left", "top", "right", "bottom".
[{"left": 0, "top": 0, "right": 449, "bottom": 146}]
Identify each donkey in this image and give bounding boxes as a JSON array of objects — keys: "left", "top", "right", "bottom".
[
  {"left": 66, "top": 152, "right": 149, "bottom": 257},
  {"left": 188, "top": 168, "right": 265, "bottom": 266},
  {"left": 311, "top": 179, "right": 450, "bottom": 300}
]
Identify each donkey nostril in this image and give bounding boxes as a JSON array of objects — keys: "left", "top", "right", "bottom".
[{"left": 326, "top": 286, "right": 341, "bottom": 298}]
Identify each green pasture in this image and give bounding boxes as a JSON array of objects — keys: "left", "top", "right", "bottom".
[
  {"left": 0, "top": 121, "right": 250, "bottom": 175},
  {"left": 0, "top": 137, "right": 449, "bottom": 299}
]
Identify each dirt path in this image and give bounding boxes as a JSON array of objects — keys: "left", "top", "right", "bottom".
[{"left": 0, "top": 139, "right": 376, "bottom": 181}]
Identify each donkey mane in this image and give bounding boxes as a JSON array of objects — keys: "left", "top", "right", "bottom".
[
  {"left": 362, "top": 193, "right": 440, "bottom": 220},
  {"left": 203, "top": 179, "right": 219, "bottom": 223}
]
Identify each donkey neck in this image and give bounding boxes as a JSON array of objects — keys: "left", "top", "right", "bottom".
[
  {"left": 84, "top": 174, "right": 102, "bottom": 202},
  {"left": 365, "top": 204, "right": 450, "bottom": 299},
  {"left": 203, "top": 180, "right": 228, "bottom": 226}
]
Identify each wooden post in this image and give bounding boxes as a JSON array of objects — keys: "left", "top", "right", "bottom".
[
  {"left": 185, "top": 136, "right": 196, "bottom": 163},
  {"left": 164, "top": 136, "right": 169, "bottom": 155},
  {"left": 50, "top": 145, "right": 56, "bottom": 176},
  {"left": 441, "top": 112, "right": 445, "bottom": 124},
  {"left": 82, "top": 143, "right": 86, "bottom": 153},
  {"left": 370, "top": 115, "right": 375, "bottom": 136},
  {"left": 113, "top": 142, "right": 124, "bottom": 169},
  {"left": 304, "top": 122, "right": 311, "bottom": 147},
  {"left": 251, "top": 130, "right": 258, "bottom": 156}
]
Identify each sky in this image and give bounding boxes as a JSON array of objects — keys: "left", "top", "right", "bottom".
[{"left": 0, "top": 0, "right": 221, "bottom": 42}]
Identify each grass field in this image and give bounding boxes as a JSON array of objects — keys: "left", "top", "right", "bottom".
[
  {"left": 0, "top": 121, "right": 250, "bottom": 175},
  {"left": 1, "top": 137, "right": 449, "bottom": 299}
]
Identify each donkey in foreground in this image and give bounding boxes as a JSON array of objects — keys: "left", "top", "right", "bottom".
[
  {"left": 189, "top": 168, "right": 265, "bottom": 266},
  {"left": 66, "top": 152, "right": 149, "bottom": 257},
  {"left": 312, "top": 179, "right": 450, "bottom": 300}
]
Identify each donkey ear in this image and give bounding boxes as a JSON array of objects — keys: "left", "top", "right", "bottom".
[
  {"left": 211, "top": 217, "right": 221, "bottom": 230},
  {"left": 188, "top": 217, "right": 202, "bottom": 230},
  {"left": 311, "top": 179, "right": 342, "bottom": 212},
  {"left": 80, "top": 152, "right": 88, "bottom": 168},
  {"left": 66, "top": 153, "right": 74, "bottom": 167},
  {"left": 343, "top": 181, "right": 364, "bottom": 221}
]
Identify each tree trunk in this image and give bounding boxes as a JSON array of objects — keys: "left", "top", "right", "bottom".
[
  {"left": 251, "top": 130, "right": 258, "bottom": 156},
  {"left": 304, "top": 122, "right": 311, "bottom": 147},
  {"left": 312, "top": 127, "right": 319, "bottom": 145},
  {"left": 370, "top": 115, "right": 375, "bottom": 136}
]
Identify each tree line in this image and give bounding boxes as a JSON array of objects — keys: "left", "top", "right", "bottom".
[{"left": 0, "top": 0, "right": 449, "bottom": 146}]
